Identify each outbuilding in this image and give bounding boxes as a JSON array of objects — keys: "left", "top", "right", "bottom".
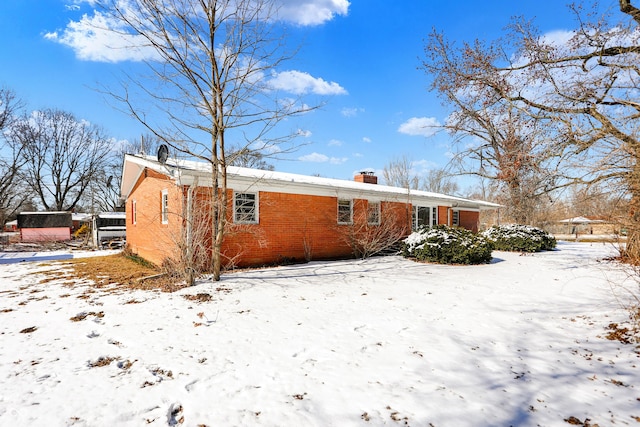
[{"left": 17, "top": 211, "right": 72, "bottom": 243}]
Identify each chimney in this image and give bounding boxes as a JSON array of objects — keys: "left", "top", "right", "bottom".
[{"left": 354, "top": 171, "right": 378, "bottom": 184}]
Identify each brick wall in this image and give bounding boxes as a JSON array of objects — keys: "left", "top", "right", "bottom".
[
  {"left": 221, "top": 192, "right": 407, "bottom": 267},
  {"left": 459, "top": 210, "right": 480, "bottom": 232},
  {"left": 126, "top": 168, "right": 482, "bottom": 268},
  {"left": 437, "top": 206, "right": 449, "bottom": 225},
  {"left": 126, "top": 171, "right": 183, "bottom": 267}
]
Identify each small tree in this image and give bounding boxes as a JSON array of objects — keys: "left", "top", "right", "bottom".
[
  {"left": 341, "top": 201, "right": 409, "bottom": 259},
  {"left": 102, "top": 0, "right": 320, "bottom": 280}
]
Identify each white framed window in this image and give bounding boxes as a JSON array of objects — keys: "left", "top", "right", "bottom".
[
  {"left": 337, "top": 199, "right": 353, "bottom": 224},
  {"left": 161, "top": 189, "right": 169, "bottom": 224},
  {"left": 452, "top": 210, "right": 460, "bottom": 226},
  {"left": 132, "top": 200, "right": 137, "bottom": 225},
  {"left": 412, "top": 205, "right": 437, "bottom": 230},
  {"left": 367, "top": 201, "right": 380, "bottom": 225},
  {"left": 234, "top": 192, "right": 258, "bottom": 223}
]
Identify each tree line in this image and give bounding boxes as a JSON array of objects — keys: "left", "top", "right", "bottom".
[
  {"left": 420, "top": 0, "right": 640, "bottom": 258},
  {"left": 0, "top": 88, "right": 133, "bottom": 227}
]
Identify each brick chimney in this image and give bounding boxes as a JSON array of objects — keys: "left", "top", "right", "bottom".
[{"left": 354, "top": 171, "right": 378, "bottom": 184}]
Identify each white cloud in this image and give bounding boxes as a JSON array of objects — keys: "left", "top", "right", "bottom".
[
  {"left": 269, "top": 70, "right": 347, "bottom": 95},
  {"left": 362, "top": 137, "right": 371, "bottom": 143},
  {"left": 299, "top": 152, "right": 329, "bottom": 162},
  {"left": 330, "top": 157, "right": 348, "bottom": 165},
  {"left": 278, "top": 0, "right": 350, "bottom": 26},
  {"left": 397, "top": 117, "right": 441, "bottom": 137},
  {"left": 540, "top": 30, "right": 574, "bottom": 47},
  {"left": 412, "top": 159, "right": 438, "bottom": 174},
  {"left": 341, "top": 107, "right": 363, "bottom": 117},
  {"left": 44, "top": 10, "right": 160, "bottom": 62},
  {"left": 298, "top": 152, "right": 347, "bottom": 164},
  {"left": 297, "top": 129, "right": 312, "bottom": 138},
  {"left": 328, "top": 139, "right": 342, "bottom": 147}
]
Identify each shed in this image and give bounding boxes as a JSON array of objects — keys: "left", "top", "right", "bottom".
[{"left": 17, "top": 211, "right": 72, "bottom": 242}]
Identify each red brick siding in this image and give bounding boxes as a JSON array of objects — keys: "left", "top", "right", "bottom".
[
  {"left": 126, "top": 170, "right": 183, "bottom": 267},
  {"left": 458, "top": 210, "right": 480, "bottom": 232},
  {"left": 437, "top": 206, "right": 449, "bottom": 225},
  {"left": 126, "top": 169, "right": 482, "bottom": 268},
  {"left": 222, "top": 192, "right": 355, "bottom": 267}
]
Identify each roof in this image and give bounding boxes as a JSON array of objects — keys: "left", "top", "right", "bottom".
[
  {"left": 97, "top": 212, "right": 126, "bottom": 219},
  {"left": 19, "top": 211, "right": 70, "bottom": 215},
  {"left": 121, "top": 154, "right": 501, "bottom": 210},
  {"left": 558, "top": 216, "right": 606, "bottom": 224},
  {"left": 72, "top": 213, "right": 92, "bottom": 222},
  {"left": 18, "top": 211, "right": 72, "bottom": 228}
]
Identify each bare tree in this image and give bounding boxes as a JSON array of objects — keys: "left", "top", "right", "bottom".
[
  {"left": 341, "top": 202, "right": 409, "bottom": 259},
  {"left": 423, "top": 168, "right": 460, "bottom": 195},
  {"left": 421, "top": 31, "right": 572, "bottom": 224},
  {"left": 102, "top": 0, "right": 315, "bottom": 280},
  {"left": 84, "top": 134, "right": 162, "bottom": 213},
  {"left": 9, "top": 109, "right": 115, "bottom": 212},
  {"left": 0, "top": 88, "right": 29, "bottom": 225},
  {"left": 382, "top": 156, "right": 421, "bottom": 189},
  {"left": 432, "top": 1, "right": 640, "bottom": 256},
  {"left": 382, "top": 156, "right": 459, "bottom": 196},
  {"left": 227, "top": 144, "right": 275, "bottom": 170}
]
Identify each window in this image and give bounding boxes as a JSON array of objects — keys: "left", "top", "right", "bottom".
[
  {"left": 161, "top": 190, "right": 169, "bottom": 224},
  {"left": 452, "top": 210, "right": 460, "bottom": 226},
  {"left": 412, "top": 205, "right": 436, "bottom": 230},
  {"left": 337, "top": 199, "right": 352, "bottom": 224},
  {"left": 234, "top": 192, "right": 258, "bottom": 223},
  {"left": 132, "top": 200, "right": 137, "bottom": 225},
  {"left": 367, "top": 202, "right": 380, "bottom": 225}
]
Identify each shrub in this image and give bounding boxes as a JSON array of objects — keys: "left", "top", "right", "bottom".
[
  {"left": 482, "top": 224, "right": 556, "bottom": 252},
  {"left": 402, "top": 225, "right": 493, "bottom": 265}
]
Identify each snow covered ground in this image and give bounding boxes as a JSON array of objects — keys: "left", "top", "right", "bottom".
[{"left": 0, "top": 242, "right": 638, "bottom": 426}]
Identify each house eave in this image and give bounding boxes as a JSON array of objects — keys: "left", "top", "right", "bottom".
[{"left": 121, "top": 154, "right": 500, "bottom": 210}]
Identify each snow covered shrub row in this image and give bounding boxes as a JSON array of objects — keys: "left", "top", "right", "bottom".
[
  {"left": 402, "top": 225, "right": 493, "bottom": 265},
  {"left": 482, "top": 224, "right": 556, "bottom": 252}
]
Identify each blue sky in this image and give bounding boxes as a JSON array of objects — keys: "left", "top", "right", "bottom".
[{"left": 0, "top": 0, "right": 595, "bottom": 190}]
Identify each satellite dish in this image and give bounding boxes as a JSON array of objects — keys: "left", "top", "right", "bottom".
[{"left": 157, "top": 144, "right": 169, "bottom": 164}]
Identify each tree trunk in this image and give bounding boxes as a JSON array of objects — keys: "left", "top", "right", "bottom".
[{"left": 623, "top": 159, "right": 640, "bottom": 261}]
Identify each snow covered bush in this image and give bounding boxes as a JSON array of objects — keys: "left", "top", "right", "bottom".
[
  {"left": 482, "top": 224, "right": 556, "bottom": 252},
  {"left": 402, "top": 225, "right": 493, "bottom": 265}
]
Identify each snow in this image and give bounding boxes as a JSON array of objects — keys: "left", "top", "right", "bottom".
[
  {"left": 0, "top": 249, "right": 120, "bottom": 265},
  {"left": 0, "top": 242, "right": 638, "bottom": 426}
]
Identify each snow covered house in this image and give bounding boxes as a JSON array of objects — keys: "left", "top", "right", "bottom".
[{"left": 120, "top": 154, "right": 500, "bottom": 268}]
